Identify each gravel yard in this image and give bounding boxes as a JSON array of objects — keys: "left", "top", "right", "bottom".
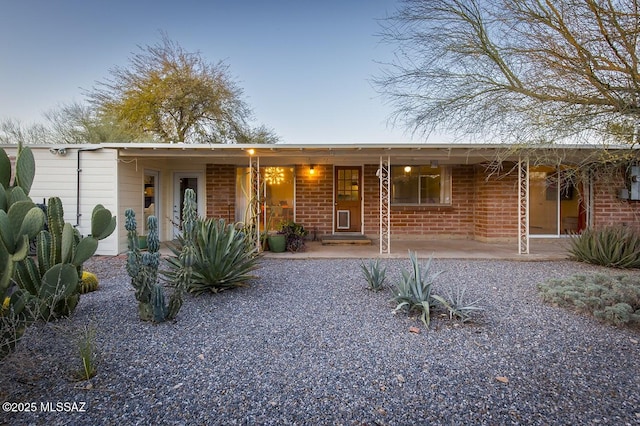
[{"left": 2, "top": 256, "right": 639, "bottom": 425}]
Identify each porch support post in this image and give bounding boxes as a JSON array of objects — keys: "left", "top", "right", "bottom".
[
  {"left": 518, "top": 157, "right": 529, "bottom": 254},
  {"left": 249, "top": 155, "right": 261, "bottom": 252},
  {"left": 379, "top": 156, "right": 391, "bottom": 254}
]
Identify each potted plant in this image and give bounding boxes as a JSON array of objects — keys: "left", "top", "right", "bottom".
[{"left": 267, "top": 232, "right": 286, "bottom": 253}]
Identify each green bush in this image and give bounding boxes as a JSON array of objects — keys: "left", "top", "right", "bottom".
[
  {"left": 279, "top": 221, "right": 308, "bottom": 252},
  {"left": 567, "top": 226, "right": 640, "bottom": 268},
  {"left": 538, "top": 273, "right": 640, "bottom": 327},
  {"left": 168, "top": 218, "right": 260, "bottom": 295},
  {"left": 360, "top": 258, "right": 387, "bottom": 291}
]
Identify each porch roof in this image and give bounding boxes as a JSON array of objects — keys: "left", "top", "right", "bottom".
[{"left": 100, "top": 142, "right": 623, "bottom": 166}]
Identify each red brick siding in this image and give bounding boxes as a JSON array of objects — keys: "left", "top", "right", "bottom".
[
  {"left": 205, "top": 164, "right": 236, "bottom": 220},
  {"left": 592, "top": 167, "right": 640, "bottom": 229},
  {"left": 473, "top": 166, "right": 519, "bottom": 241},
  {"left": 295, "top": 164, "right": 334, "bottom": 236},
  {"left": 203, "top": 161, "right": 636, "bottom": 243},
  {"left": 362, "top": 165, "right": 476, "bottom": 238},
  {"left": 363, "top": 164, "right": 380, "bottom": 235}
]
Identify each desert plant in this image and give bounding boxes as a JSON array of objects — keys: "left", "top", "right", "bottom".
[
  {"left": 79, "top": 271, "right": 99, "bottom": 294},
  {"left": 167, "top": 218, "right": 260, "bottom": 295},
  {"left": 14, "top": 199, "right": 115, "bottom": 320},
  {"left": 126, "top": 189, "right": 195, "bottom": 322},
  {"left": 74, "top": 323, "right": 98, "bottom": 381},
  {"left": 279, "top": 221, "right": 308, "bottom": 253},
  {"left": 0, "top": 289, "right": 38, "bottom": 360},
  {"left": 0, "top": 145, "right": 44, "bottom": 358},
  {"left": 391, "top": 251, "right": 443, "bottom": 327},
  {"left": 360, "top": 258, "right": 387, "bottom": 291},
  {"left": 538, "top": 273, "right": 640, "bottom": 327},
  {"left": 431, "top": 285, "right": 484, "bottom": 323},
  {"left": 567, "top": 226, "right": 640, "bottom": 268},
  {"left": 126, "top": 211, "right": 181, "bottom": 322}
]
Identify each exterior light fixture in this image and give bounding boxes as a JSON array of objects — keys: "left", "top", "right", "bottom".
[
  {"left": 404, "top": 165, "right": 412, "bottom": 173},
  {"left": 247, "top": 148, "right": 255, "bottom": 155},
  {"left": 310, "top": 165, "right": 315, "bottom": 175}
]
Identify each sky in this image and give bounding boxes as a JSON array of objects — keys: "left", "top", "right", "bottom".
[{"left": 0, "top": 0, "right": 426, "bottom": 144}]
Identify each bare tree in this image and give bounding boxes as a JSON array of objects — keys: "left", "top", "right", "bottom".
[
  {"left": 0, "top": 119, "right": 53, "bottom": 145},
  {"left": 45, "top": 102, "right": 142, "bottom": 144},
  {"left": 377, "top": 0, "right": 640, "bottom": 146}
]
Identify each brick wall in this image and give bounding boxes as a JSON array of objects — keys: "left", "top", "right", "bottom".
[
  {"left": 592, "top": 167, "right": 640, "bottom": 229},
  {"left": 205, "top": 164, "right": 236, "bottom": 220},
  {"left": 473, "top": 165, "right": 519, "bottom": 242},
  {"left": 295, "top": 164, "right": 334, "bottom": 236},
  {"left": 363, "top": 165, "right": 477, "bottom": 239}
]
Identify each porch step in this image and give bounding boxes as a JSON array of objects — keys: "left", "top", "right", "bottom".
[{"left": 320, "top": 235, "right": 372, "bottom": 245}]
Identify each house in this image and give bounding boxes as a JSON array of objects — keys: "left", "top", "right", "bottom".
[{"left": 3, "top": 142, "right": 639, "bottom": 256}]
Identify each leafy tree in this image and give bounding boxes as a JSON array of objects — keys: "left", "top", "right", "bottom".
[
  {"left": 377, "top": 0, "right": 640, "bottom": 146},
  {"left": 88, "top": 34, "right": 274, "bottom": 144}
]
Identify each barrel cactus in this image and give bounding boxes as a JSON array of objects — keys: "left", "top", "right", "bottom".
[{"left": 79, "top": 271, "right": 99, "bottom": 294}]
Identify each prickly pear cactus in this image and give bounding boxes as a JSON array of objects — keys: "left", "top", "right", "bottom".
[
  {"left": 0, "top": 145, "right": 42, "bottom": 359},
  {"left": 13, "top": 197, "right": 115, "bottom": 321}
]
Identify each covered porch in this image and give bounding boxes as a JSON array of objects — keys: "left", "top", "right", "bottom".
[{"left": 260, "top": 237, "right": 570, "bottom": 260}]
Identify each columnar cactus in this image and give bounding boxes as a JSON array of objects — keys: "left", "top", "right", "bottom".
[
  {"left": 125, "top": 188, "right": 196, "bottom": 323},
  {"left": 167, "top": 187, "right": 196, "bottom": 320},
  {"left": 125, "top": 208, "right": 155, "bottom": 321},
  {"left": 125, "top": 210, "right": 175, "bottom": 322}
]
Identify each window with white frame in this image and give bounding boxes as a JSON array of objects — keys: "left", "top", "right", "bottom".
[{"left": 391, "top": 165, "right": 451, "bottom": 205}]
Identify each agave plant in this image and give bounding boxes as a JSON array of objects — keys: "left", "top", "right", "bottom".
[
  {"left": 391, "top": 251, "right": 442, "bottom": 327},
  {"left": 431, "top": 285, "right": 484, "bottom": 323},
  {"left": 360, "top": 258, "right": 386, "bottom": 291},
  {"left": 167, "top": 218, "right": 260, "bottom": 295},
  {"left": 568, "top": 226, "right": 640, "bottom": 269}
]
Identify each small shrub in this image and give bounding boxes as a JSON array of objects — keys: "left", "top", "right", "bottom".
[
  {"left": 279, "top": 221, "right": 308, "bottom": 253},
  {"left": 568, "top": 226, "right": 640, "bottom": 268},
  {"left": 0, "top": 291, "right": 38, "bottom": 360},
  {"left": 538, "top": 273, "right": 640, "bottom": 327},
  {"left": 360, "top": 259, "right": 387, "bottom": 291},
  {"left": 391, "top": 251, "right": 442, "bottom": 327}
]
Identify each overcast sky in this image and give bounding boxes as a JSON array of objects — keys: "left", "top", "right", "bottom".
[{"left": 0, "top": 0, "right": 430, "bottom": 144}]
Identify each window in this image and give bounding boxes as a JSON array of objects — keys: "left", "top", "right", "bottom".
[
  {"left": 391, "top": 165, "right": 451, "bottom": 205},
  {"left": 143, "top": 171, "right": 159, "bottom": 233},
  {"left": 236, "top": 166, "right": 295, "bottom": 231}
]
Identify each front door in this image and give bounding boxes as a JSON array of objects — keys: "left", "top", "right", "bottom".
[{"left": 334, "top": 167, "right": 362, "bottom": 233}]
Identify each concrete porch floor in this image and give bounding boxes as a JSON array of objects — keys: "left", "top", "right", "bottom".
[{"left": 261, "top": 237, "right": 571, "bottom": 260}]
